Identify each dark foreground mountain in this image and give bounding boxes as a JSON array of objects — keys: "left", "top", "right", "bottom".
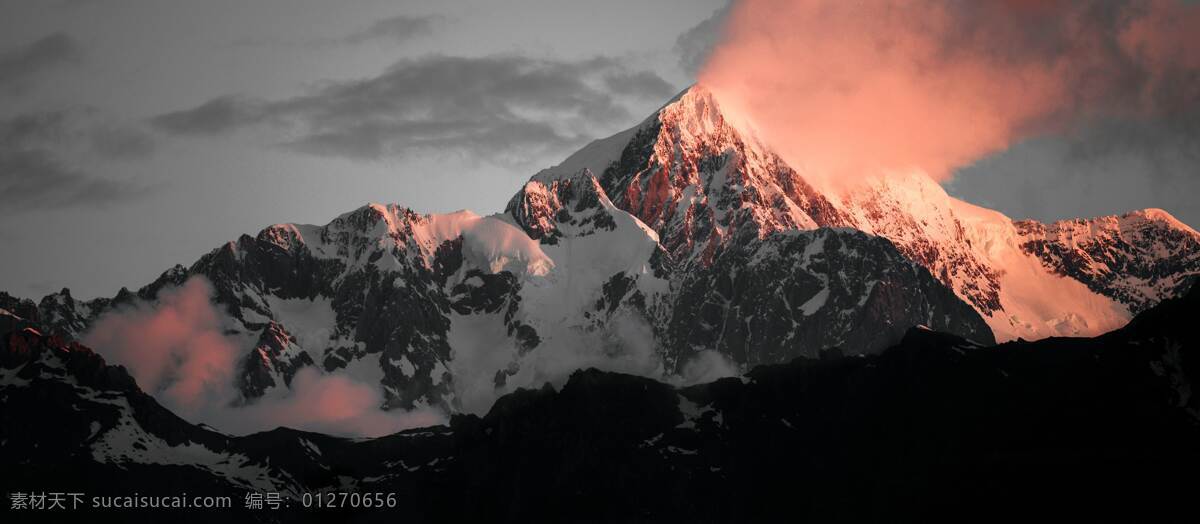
[{"left": 2, "top": 282, "right": 1197, "bottom": 522}]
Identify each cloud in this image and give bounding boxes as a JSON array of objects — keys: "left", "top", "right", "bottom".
[
  {"left": 150, "top": 95, "right": 264, "bottom": 136},
  {"left": 88, "top": 123, "right": 158, "bottom": 160},
  {"left": 0, "top": 33, "right": 83, "bottom": 95},
  {"left": 453, "top": 309, "right": 744, "bottom": 414},
  {"left": 227, "top": 369, "right": 445, "bottom": 437},
  {"left": 82, "top": 278, "right": 238, "bottom": 412},
  {"left": 675, "top": 350, "right": 739, "bottom": 386},
  {"left": 603, "top": 70, "right": 677, "bottom": 100},
  {"left": 151, "top": 54, "right": 676, "bottom": 165},
  {"left": 0, "top": 109, "right": 157, "bottom": 214},
  {"left": 341, "top": 14, "right": 445, "bottom": 45},
  {"left": 673, "top": 3, "right": 731, "bottom": 77},
  {"left": 0, "top": 150, "right": 150, "bottom": 213},
  {"left": 699, "top": 0, "right": 1200, "bottom": 187},
  {"left": 82, "top": 277, "right": 443, "bottom": 437}
]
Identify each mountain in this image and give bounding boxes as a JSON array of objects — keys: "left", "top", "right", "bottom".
[
  {"left": 3, "top": 84, "right": 1197, "bottom": 416},
  {"left": 3, "top": 281, "right": 1197, "bottom": 521},
  {"left": 515, "top": 86, "right": 1200, "bottom": 341}
]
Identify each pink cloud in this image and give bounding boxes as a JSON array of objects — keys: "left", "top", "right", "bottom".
[
  {"left": 229, "top": 369, "right": 446, "bottom": 437},
  {"left": 83, "top": 277, "right": 443, "bottom": 437},
  {"left": 83, "top": 278, "right": 238, "bottom": 413},
  {"left": 699, "top": 0, "right": 1200, "bottom": 186}
]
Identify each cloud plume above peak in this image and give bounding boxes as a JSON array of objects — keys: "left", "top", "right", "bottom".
[{"left": 699, "top": 0, "right": 1200, "bottom": 186}]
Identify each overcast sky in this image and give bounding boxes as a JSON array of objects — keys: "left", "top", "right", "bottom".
[{"left": 0, "top": 0, "right": 1196, "bottom": 300}]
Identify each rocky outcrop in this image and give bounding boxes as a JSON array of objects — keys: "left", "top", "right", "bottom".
[
  {"left": 663, "top": 227, "right": 995, "bottom": 369},
  {"left": 237, "top": 321, "right": 315, "bottom": 400},
  {"left": 1016, "top": 208, "right": 1200, "bottom": 313}
]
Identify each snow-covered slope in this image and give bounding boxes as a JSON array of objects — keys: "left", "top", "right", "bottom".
[{"left": 839, "top": 173, "right": 1137, "bottom": 340}]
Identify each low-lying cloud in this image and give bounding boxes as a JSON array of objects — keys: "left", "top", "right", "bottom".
[
  {"left": 82, "top": 278, "right": 240, "bottom": 412},
  {"left": 700, "top": 0, "right": 1200, "bottom": 187},
  {"left": 151, "top": 54, "right": 676, "bottom": 166},
  {"left": 221, "top": 368, "right": 445, "bottom": 437},
  {"left": 83, "top": 278, "right": 443, "bottom": 438},
  {"left": 452, "top": 310, "right": 740, "bottom": 414}
]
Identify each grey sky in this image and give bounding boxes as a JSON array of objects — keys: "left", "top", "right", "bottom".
[
  {"left": 0, "top": 0, "right": 1196, "bottom": 300},
  {"left": 948, "top": 110, "right": 1200, "bottom": 225},
  {"left": 0, "top": 0, "right": 722, "bottom": 299}
]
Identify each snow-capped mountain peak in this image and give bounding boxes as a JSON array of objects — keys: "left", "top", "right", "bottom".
[
  {"left": 6, "top": 83, "right": 1196, "bottom": 422},
  {"left": 512, "top": 84, "right": 1199, "bottom": 342}
]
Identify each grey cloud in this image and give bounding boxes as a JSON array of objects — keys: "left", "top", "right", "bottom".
[
  {"left": 673, "top": 3, "right": 731, "bottom": 77},
  {"left": 152, "top": 54, "right": 676, "bottom": 165},
  {"left": 0, "top": 109, "right": 157, "bottom": 214},
  {"left": 286, "top": 119, "right": 573, "bottom": 164},
  {"left": 1, "top": 108, "right": 158, "bottom": 161},
  {"left": 151, "top": 96, "right": 267, "bottom": 136},
  {"left": 90, "top": 125, "right": 157, "bottom": 160},
  {"left": 0, "top": 33, "right": 83, "bottom": 94},
  {"left": 603, "top": 70, "right": 676, "bottom": 100},
  {"left": 0, "top": 149, "right": 151, "bottom": 213},
  {"left": 342, "top": 14, "right": 445, "bottom": 45}
]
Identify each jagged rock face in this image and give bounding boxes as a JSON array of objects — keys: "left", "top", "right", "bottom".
[
  {"left": 37, "top": 289, "right": 101, "bottom": 337},
  {"left": 592, "top": 89, "right": 851, "bottom": 264},
  {"left": 505, "top": 171, "right": 620, "bottom": 244},
  {"left": 180, "top": 205, "right": 468, "bottom": 410},
  {"left": 237, "top": 322, "right": 315, "bottom": 399},
  {"left": 505, "top": 166, "right": 991, "bottom": 369},
  {"left": 1016, "top": 209, "right": 1200, "bottom": 313},
  {"left": 551, "top": 89, "right": 1010, "bottom": 323},
  {"left": 662, "top": 228, "right": 995, "bottom": 369},
  {"left": 1, "top": 288, "right": 105, "bottom": 339},
  {"left": 0, "top": 291, "right": 39, "bottom": 324}
]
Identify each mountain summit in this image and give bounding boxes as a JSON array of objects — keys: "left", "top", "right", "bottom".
[
  {"left": 4, "top": 84, "right": 1197, "bottom": 416},
  {"left": 512, "top": 85, "right": 1200, "bottom": 341}
]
